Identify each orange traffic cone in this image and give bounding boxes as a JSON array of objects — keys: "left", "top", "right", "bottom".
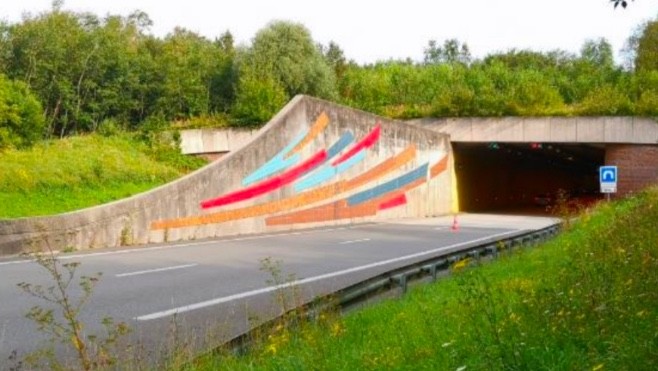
[{"left": 451, "top": 214, "right": 459, "bottom": 232}]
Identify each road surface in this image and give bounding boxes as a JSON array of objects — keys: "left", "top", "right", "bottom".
[{"left": 0, "top": 214, "right": 557, "bottom": 368}]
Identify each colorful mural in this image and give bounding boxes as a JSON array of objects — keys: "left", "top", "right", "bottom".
[{"left": 150, "top": 113, "right": 448, "bottom": 231}]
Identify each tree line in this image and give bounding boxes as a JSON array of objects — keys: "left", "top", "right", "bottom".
[{"left": 1, "top": 3, "right": 657, "bottom": 149}]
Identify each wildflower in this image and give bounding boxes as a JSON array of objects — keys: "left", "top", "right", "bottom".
[
  {"left": 441, "top": 342, "right": 453, "bottom": 348},
  {"left": 452, "top": 258, "right": 471, "bottom": 271}
]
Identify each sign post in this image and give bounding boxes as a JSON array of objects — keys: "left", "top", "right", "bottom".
[{"left": 599, "top": 165, "right": 618, "bottom": 201}]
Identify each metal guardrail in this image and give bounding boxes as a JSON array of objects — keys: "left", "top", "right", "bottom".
[
  {"left": 222, "top": 223, "right": 561, "bottom": 355},
  {"left": 336, "top": 224, "right": 560, "bottom": 308}
]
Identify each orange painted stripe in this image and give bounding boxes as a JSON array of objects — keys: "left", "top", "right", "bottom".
[
  {"left": 430, "top": 155, "right": 449, "bottom": 178},
  {"left": 265, "top": 175, "right": 429, "bottom": 227},
  {"left": 346, "top": 145, "right": 416, "bottom": 189},
  {"left": 289, "top": 112, "right": 330, "bottom": 155},
  {"left": 150, "top": 145, "right": 421, "bottom": 230}
]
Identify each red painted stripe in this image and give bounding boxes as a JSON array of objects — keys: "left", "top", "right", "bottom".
[
  {"left": 201, "top": 150, "right": 328, "bottom": 209},
  {"left": 378, "top": 194, "right": 407, "bottom": 210},
  {"left": 331, "top": 124, "right": 381, "bottom": 166}
]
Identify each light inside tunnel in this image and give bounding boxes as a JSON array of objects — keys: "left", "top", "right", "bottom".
[{"left": 452, "top": 142, "right": 605, "bottom": 213}]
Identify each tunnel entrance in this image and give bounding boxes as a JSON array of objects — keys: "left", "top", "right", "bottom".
[{"left": 453, "top": 142, "right": 605, "bottom": 213}]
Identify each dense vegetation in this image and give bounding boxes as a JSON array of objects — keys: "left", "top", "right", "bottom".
[
  {"left": 0, "top": 3, "right": 657, "bottom": 149},
  {"left": 191, "top": 188, "right": 658, "bottom": 370}
]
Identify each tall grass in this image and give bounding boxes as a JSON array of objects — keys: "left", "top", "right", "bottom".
[
  {"left": 0, "top": 134, "right": 206, "bottom": 218},
  {"left": 191, "top": 188, "right": 658, "bottom": 370}
]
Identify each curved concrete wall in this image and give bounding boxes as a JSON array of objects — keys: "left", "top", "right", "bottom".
[{"left": 0, "top": 96, "right": 453, "bottom": 255}]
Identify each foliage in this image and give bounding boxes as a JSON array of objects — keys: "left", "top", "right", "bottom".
[
  {"left": 635, "top": 18, "right": 658, "bottom": 72},
  {"left": 17, "top": 247, "right": 130, "bottom": 370},
  {"left": 248, "top": 21, "right": 337, "bottom": 100},
  {"left": 192, "top": 188, "right": 658, "bottom": 370},
  {"left": 0, "top": 74, "right": 45, "bottom": 149}
]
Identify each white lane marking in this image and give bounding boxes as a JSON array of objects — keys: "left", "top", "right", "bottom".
[
  {"left": 134, "top": 229, "right": 519, "bottom": 321},
  {"left": 339, "top": 238, "right": 371, "bottom": 245},
  {"left": 116, "top": 263, "right": 198, "bottom": 278},
  {"left": 0, "top": 226, "right": 361, "bottom": 267}
]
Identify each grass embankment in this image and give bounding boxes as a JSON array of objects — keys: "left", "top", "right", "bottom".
[
  {"left": 191, "top": 189, "right": 658, "bottom": 370},
  {"left": 0, "top": 134, "right": 206, "bottom": 218}
]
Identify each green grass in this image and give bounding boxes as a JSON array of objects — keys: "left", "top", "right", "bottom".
[
  {"left": 0, "top": 134, "right": 207, "bottom": 218},
  {"left": 189, "top": 189, "right": 658, "bottom": 370}
]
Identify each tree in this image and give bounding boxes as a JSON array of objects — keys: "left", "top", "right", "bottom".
[
  {"left": 0, "top": 74, "right": 45, "bottom": 149},
  {"left": 634, "top": 19, "right": 658, "bottom": 72},
  {"left": 249, "top": 21, "right": 337, "bottom": 99},
  {"left": 580, "top": 38, "right": 614, "bottom": 69},
  {"left": 424, "top": 39, "right": 471, "bottom": 65},
  {"left": 320, "top": 41, "right": 348, "bottom": 80}
]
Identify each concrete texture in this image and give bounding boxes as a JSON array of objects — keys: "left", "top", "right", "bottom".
[
  {"left": 180, "top": 128, "right": 258, "bottom": 155},
  {"left": 0, "top": 96, "right": 453, "bottom": 255},
  {"left": 412, "top": 116, "right": 658, "bottom": 144}
]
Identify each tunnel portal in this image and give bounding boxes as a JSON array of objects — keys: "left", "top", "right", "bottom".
[{"left": 453, "top": 142, "right": 605, "bottom": 213}]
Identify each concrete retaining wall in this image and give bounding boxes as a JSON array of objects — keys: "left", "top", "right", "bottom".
[
  {"left": 411, "top": 117, "right": 658, "bottom": 144},
  {"left": 0, "top": 96, "right": 453, "bottom": 256},
  {"left": 180, "top": 128, "right": 258, "bottom": 156}
]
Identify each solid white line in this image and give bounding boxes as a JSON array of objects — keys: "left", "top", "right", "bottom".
[
  {"left": 115, "top": 263, "right": 198, "bottom": 278},
  {"left": 0, "top": 226, "right": 360, "bottom": 267},
  {"left": 339, "top": 238, "right": 371, "bottom": 245},
  {"left": 134, "top": 229, "right": 520, "bottom": 321}
]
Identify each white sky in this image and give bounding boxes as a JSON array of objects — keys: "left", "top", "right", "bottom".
[{"left": 2, "top": 0, "right": 658, "bottom": 64}]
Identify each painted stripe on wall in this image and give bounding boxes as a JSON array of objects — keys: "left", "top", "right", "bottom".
[
  {"left": 294, "top": 148, "right": 365, "bottom": 193},
  {"left": 201, "top": 150, "right": 327, "bottom": 209},
  {"left": 242, "top": 130, "right": 307, "bottom": 186},
  {"left": 326, "top": 131, "right": 354, "bottom": 159},
  {"left": 289, "top": 112, "right": 330, "bottom": 155},
  {"left": 346, "top": 145, "right": 416, "bottom": 189},
  {"left": 332, "top": 124, "right": 381, "bottom": 166},
  {"left": 347, "top": 163, "right": 429, "bottom": 206},
  {"left": 379, "top": 194, "right": 407, "bottom": 210},
  {"left": 151, "top": 147, "right": 420, "bottom": 230}
]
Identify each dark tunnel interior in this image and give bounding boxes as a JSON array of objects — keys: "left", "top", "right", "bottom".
[{"left": 453, "top": 142, "right": 605, "bottom": 213}]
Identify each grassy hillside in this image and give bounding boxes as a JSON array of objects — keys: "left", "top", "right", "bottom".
[
  {"left": 0, "top": 134, "right": 206, "bottom": 218},
  {"left": 191, "top": 188, "right": 658, "bottom": 370}
]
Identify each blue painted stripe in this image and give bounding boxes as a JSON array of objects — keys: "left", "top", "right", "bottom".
[
  {"left": 347, "top": 163, "right": 429, "bottom": 206},
  {"left": 242, "top": 130, "right": 307, "bottom": 186},
  {"left": 326, "top": 131, "right": 354, "bottom": 159}
]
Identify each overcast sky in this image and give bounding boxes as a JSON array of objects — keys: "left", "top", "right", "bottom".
[{"left": 3, "top": 1, "right": 658, "bottom": 64}]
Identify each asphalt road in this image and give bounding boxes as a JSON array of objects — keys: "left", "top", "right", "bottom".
[{"left": 0, "top": 214, "right": 557, "bottom": 368}]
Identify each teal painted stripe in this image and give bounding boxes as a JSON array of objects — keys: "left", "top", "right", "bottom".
[
  {"left": 242, "top": 130, "right": 307, "bottom": 186},
  {"left": 327, "top": 131, "right": 354, "bottom": 159},
  {"left": 347, "top": 163, "right": 429, "bottom": 206}
]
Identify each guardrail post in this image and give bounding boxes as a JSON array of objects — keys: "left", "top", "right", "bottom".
[{"left": 393, "top": 274, "right": 408, "bottom": 295}]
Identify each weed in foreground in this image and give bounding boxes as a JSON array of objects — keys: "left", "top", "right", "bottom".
[{"left": 16, "top": 247, "right": 130, "bottom": 370}]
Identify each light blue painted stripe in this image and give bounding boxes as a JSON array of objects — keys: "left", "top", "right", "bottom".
[
  {"left": 294, "top": 165, "right": 336, "bottom": 192},
  {"left": 326, "top": 131, "right": 354, "bottom": 159},
  {"left": 293, "top": 146, "right": 366, "bottom": 192},
  {"left": 347, "top": 163, "right": 429, "bottom": 206},
  {"left": 242, "top": 130, "right": 307, "bottom": 186},
  {"left": 292, "top": 132, "right": 354, "bottom": 192},
  {"left": 336, "top": 149, "right": 366, "bottom": 174}
]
